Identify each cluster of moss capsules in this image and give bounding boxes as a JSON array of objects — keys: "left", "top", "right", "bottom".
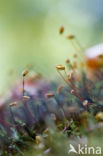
[{"left": 0, "top": 27, "right": 103, "bottom": 155}]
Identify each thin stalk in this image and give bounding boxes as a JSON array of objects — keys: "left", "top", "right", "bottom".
[
  {"left": 57, "top": 69, "right": 85, "bottom": 103},
  {"left": 22, "top": 76, "right": 25, "bottom": 96}
]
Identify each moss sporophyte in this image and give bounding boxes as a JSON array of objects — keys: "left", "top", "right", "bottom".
[{"left": 0, "top": 26, "right": 103, "bottom": 156}]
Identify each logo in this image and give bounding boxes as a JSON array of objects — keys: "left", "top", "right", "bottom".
[{"left": 68, "top": 144, "right": 101, "bottom": 155}]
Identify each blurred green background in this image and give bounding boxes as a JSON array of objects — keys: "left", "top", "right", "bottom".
[{"left": 0, "top": 0, "right": 103, "bottom": 92}]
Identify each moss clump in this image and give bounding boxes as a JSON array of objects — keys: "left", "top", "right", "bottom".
[{"left": 1, "top": 27, "right": 103, "bottom": 155}]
